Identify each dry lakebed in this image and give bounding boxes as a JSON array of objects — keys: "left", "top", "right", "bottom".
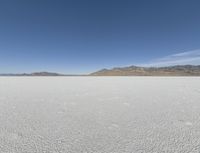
[{"left": 0, "top": 77, "right": 200, "bottom": 153}]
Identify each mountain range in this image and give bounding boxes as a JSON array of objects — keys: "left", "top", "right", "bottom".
[
  {"left": 90, "top": 65, "right": 200, "bottom": 76},
  {"left": 1, "top": 65, "right": 200, "bottom": 76}
]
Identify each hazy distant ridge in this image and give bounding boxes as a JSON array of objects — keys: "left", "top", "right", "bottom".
[
  {"left": 0, "top": 72, "right": 64, "bottom": 76},
  {"left": 90, "top": 65, "right": 200, "bottom": 76}
]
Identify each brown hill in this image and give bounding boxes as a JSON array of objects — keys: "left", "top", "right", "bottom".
[{"left": 90, "top": 65, "right": 200, "bottom": 76}]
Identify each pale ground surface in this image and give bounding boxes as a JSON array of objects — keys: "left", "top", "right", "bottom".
[{"left": 0, "top": 77, "right": 200, "bottom": 153}]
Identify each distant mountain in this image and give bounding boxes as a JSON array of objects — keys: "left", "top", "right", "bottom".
[
  {"left": 2, "top": 65, "right": 200, "bottom": 76},
  {"left": 90, "top": 65, "right": 200, "bottom": 76},
  {"left": 30, "top": 72, "right": 62, "bottom": 76},
  {"left": 0, "top": 72, "right": 64, "bottom": 76}
]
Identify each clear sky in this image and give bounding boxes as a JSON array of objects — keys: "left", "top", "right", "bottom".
[{"left": 0, "top": 0, "right": 200, "bottom": 74}]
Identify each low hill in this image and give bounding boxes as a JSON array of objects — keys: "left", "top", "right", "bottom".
[
  {"left": 30, "top": 72, "right": 62, "bottom": 76},
  {"left": 0, "top": 72, "right": 64, "bottom": 76}
]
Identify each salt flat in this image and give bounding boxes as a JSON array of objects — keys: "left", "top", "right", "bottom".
[{"left": 0, "top": 77, "right": 200, "bottom": 153}]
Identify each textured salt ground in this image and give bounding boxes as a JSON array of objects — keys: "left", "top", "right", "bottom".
[{"left": 0, "top": 77, "right": 200, "bottom": 153}]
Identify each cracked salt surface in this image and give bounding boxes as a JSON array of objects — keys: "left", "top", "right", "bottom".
[
  {"left": 0, "top": 77, "right": 200, "bottom": 153},
  {"left": 185, "top": 122, "right": 193, "bottom": 126}
]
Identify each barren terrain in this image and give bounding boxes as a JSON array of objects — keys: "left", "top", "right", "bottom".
[{"left": 0, "top": 77, "right": 200, "bottom": 153}]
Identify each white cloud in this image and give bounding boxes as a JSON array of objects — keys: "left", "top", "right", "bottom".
[{"left": 140, "top": 49, "right": 200, "bottom": 67}]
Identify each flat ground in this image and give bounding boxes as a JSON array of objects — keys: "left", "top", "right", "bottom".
[{"left": 0, "top": 77, "right": 200, "bottom": 153}]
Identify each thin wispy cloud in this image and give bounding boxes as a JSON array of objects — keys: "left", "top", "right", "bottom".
[{"left": 141, "top": 49, "right": 200, "bottom": 67}]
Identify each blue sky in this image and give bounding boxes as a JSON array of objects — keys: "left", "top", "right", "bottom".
[{"left": 0, "top": 0, "right": 200, "bottom": 74}]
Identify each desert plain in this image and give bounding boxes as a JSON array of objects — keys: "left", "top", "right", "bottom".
[{"left": 0, "top": 77, "right": 200, "bottom": 153}]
